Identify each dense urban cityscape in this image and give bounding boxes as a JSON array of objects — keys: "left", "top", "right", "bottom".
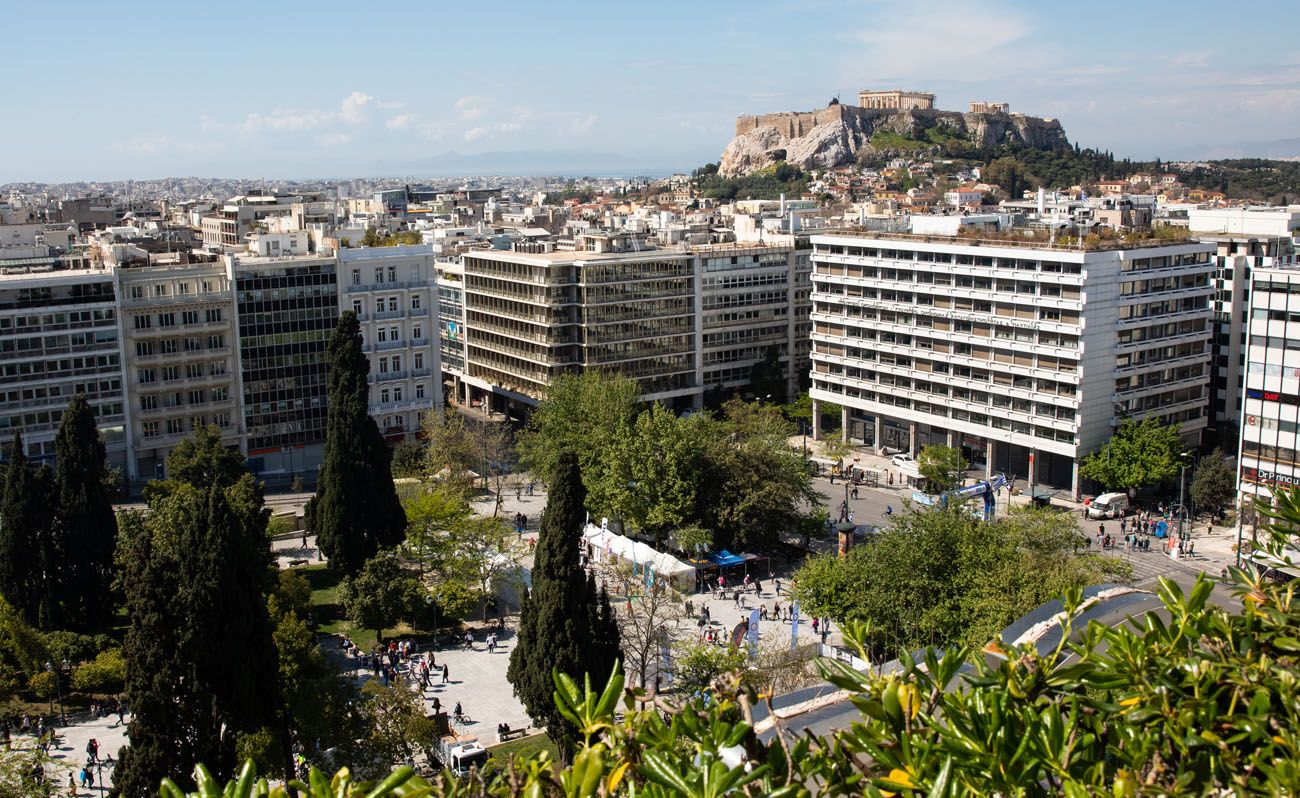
[{"left": 2, "top": 3, "right": 1299, "bottom": 796}]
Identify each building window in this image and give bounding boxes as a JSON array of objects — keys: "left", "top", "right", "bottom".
[
  {"left": 130, "top": 286, "right": 145, "bottom": 299},
  {"left": 352, "top": 269, "right": 361, "bottom": 285},
  {"left": 208, "top": 334, "right": 224, "bottom": 349},
  {"left": 392, "top": 355, "right": 401, "bottom": 371},
  {"left": 178, "top": 283, "right": 192, "bottom": 295},
  {"left": 416, "top": 383, "right": 425, "bottom": 400},
  {"left": 353, "top": 300, "right": 362, "bottom": 315},
  {"left": 202, "top": 280, "right": 215, "bottom": 293},
  {"left": 379, "top": 357, "right": 389, "bottom": 374},
  {"left": 389, "top": 325, "right": 399, "bottom": 341},
  {"left": 413, "top": 325, "right": 423, "bottom": 341},
  {"left": 388, "top": 296, "right": 398, "bottom": 312},
  {"left": 206, "top": 308, "right": 223, "bottom": 323},
  {"left": 377, "top": 327, "right": 388, "bottom": 343},
  {"left": 215, "top": 412, "right": 231, "bottom": 428},
  {"left": 141, "top": 395, "right": 158, "bottom": 411},
  {"left": 138, "top": 369, "right": 156, "bottom": 384},
  {"left": 189, "top": 390, "right": 205, "bottom": 404},
  {"left": 185, "top": 337, "right": 202, "bottom": 352},
  {"left": 135, "top": 342, "right": 154, "bottom": 357},
  {"left": 209, "top": 362, "right": 227, "bottom": 376},
  {"left": 394, "top": 387, "right": 403, "bottom": 402},
  {"left": 158, "top": 313, "right": 176, "bottom": 328},
  {"left": 411, "top": 294, "right": 422, "bottom": 310},
  {"left": 387, "top": 266, "right": 396, "bottom": 283},
  {"left": 375, "top": 298, "right": 384, "bottom": 314},
  {"left": 212, "top": 386, "right": 228, "bottom": 402},
  {"left": 154, "top": 284, "right": 169, "bottom": 297},
  {"left": 414, "top": 352, "right": 424, "bottom": 369},
  {"left": 133, "top": 315, "right": 152, "bottom": 330},
  {"left": 187, "top": 363, "right": 203, "bottom": 378},
  {"left": 160, "top": 339, "right": 178, "bottom": 355},
  {"left": 380, "top": 388, "right": 390, "bottom": 403},
  {"left": 142, "top": 421, "right": 159, "bottom": 438},
  {"left": 167, "top": 418, "right": 184, "bottom": 435},
  {"left": 162, "top": 366, "right": 180, "bottom": 381}
]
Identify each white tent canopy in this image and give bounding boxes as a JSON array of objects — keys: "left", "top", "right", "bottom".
[{"left": 582, "top": 524, "right": 696, "bottom": 592}]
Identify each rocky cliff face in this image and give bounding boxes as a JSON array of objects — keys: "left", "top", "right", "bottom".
[{"left": 719, "top": 105, "right": 1069, "bottom": 176}]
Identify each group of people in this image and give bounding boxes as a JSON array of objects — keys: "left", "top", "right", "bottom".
[
  {"left": 512, "top": 512, "right": 529, "bottom": 535},
  {"left": 88, "top": 699, "right": 127, "bottom": 727}
]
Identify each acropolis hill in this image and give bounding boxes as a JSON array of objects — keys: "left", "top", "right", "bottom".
[{"left": 720, "top": 90, "right": 1069, "bottom": 176}]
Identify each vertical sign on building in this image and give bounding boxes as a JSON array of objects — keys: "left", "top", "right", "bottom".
[
  {"left": 790, "top": 601, "right": 800, "bottom": 651},
  {"left": 747, "top": 608, "right": 760, "bottom": 658}
]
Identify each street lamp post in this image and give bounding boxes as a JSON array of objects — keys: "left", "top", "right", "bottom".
[
  {"left": 45, "top": 660, "right": 66, "bottom": 726},
  {"left": 1178, "top": 452, "right": 1192, "bottom": 545}
]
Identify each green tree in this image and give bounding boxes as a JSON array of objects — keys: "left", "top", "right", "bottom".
[
  {"left": 507, "top": 451, "right": 621, "bottom": 757},
  {"left": 593, "top": 405, "right": 709, "bottom": 544},
  {"left": 1191, "top": 448, "right": 1235, "bottom": 519},
  {"left": 390, "top": 439, "right": 426, "bottom": 479},
  {"left": 697, "top": 399, "right": 819, "bottom": 551},
  {"left": 53, "top": 393, "right": 118, "bottom": 631},
  {"left": 1079, "top": 417, "right": 1186, "bottom": 492},
  {"left": 312, "top": 312, "right": 406, "bottom": 577},
  {"left": 983, "top": 156, "right": 1027, "bottom": 198},
  {"left": 338, "top": 550, "right": 422, "bottom": 642},
  {"left": 113, "top": 470, "right": 286, "bottom": 792},
  {"left": 0, "top": 594, "right": 49, "bottom": 703},
  {"left": 792, "top": 504, "right": 1126, "bottom": 658},
  {"left": 160, "top": 424, "right": 246, "bottom": 490},
  {"left": 0, "top": 432, "right": 57, "bottom": 628},
  {"left": 915, "top": 444, "right": 967, "bottom": 493},
  {"left": 746, "top": 345, "right": 786, "bottom": 404},
  {"left": 515, "top": 371, "right": 639, "bottom": 490}
]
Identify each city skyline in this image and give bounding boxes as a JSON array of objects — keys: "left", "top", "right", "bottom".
[{"left": 5, "top": 0, "right": 1300, "bottom": 181}]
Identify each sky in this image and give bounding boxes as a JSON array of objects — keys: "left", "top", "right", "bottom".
[{"left": 4, "top": 0, "right": 1300, "bottom": 181}]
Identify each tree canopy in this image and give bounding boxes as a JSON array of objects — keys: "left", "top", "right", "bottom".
[
  {"left": 792, "top": 504, "right": 1129, "bottom": 658},
  {"left": 311, "top": 312, "right": 406, "bottom": 577},
  {"left": 1079, "top": 417, "right": 1186, "bottom": 492},
  {"left": 515, "top": 370, "right": 639, "bottom": 491},
  {"left": 1191, "top": 448, "right": 1235, "bottom": 518},
  {"left": 53, "top": 393, "right": 118, "bottom": 631},
  {"left": 0, "top": 432, "right": 57, "bottom": 628},
  {"left": 915, "top": 444, "right": 967, "bottom": 493}
]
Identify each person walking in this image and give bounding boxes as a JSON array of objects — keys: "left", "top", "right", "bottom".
[{"left": 442, "top": 663, "right": 449, "bottom": 684}]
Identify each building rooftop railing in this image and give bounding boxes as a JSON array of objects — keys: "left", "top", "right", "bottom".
[{"left": 815, "top": 226, "right": 1204, "bottom": 253}]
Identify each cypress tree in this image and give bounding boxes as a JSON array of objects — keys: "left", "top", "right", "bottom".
[
  {"left": 312, "top": 311, "right": 405, "bottom": 577},
  {"left": 508, "top": 450, "right": 622, "bottom": 755},
  {"left": 114, "top": 432, "right": 286, "bottom": 793},
  {"left": 0, "top": 433, "right": 57, "bottom": 627},
  {"left": 53, "top": 394, "right": 117, "bottom": 631}
]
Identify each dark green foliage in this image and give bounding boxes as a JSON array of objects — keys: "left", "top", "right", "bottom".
[
  {"left": 0, "top": 433, "right": 57, "bottom": 627},
  {"left": 113, "top": 470, "right": 285, "bottom": 793},
  {"left": 162, "top": 424, "right": 248, "bottom": 490},
  {"left": 695, "top": 161, "right": 809, "bottom": 201},
  {"left": 746, "top": 345, "right": 786, "bottom": 404},
  {"left": 1080, "top": 417, "right": 1186, "bottom": 491},
  {"left": 338, "top": 550, "right": 423, "bottom": 642},
  {"left": 507, "top": 451, "right": 621, "bottom": 755},
  {"left": 792, "top": 505, "right": 1128, "bottom": 658},
  {"left": 53, "top": 394, "right": 117, "bottom": 631},
  {"left": 389, "top": 439, "right": 426, "bottom": 478},
  {"left": 312, "top": 312, "right": 405, "bottom": 577},
  {"left": 1191, "top": 448, "right": 1236, "bottom": 518}
]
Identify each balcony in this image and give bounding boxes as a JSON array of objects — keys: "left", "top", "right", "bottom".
[{"left": 373, "top": 370, "right": 409, "bottom": 382}]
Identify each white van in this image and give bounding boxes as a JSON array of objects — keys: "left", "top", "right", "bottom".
[{"left": 1087, "top": 492, "right": 1130, "bottom": 519}]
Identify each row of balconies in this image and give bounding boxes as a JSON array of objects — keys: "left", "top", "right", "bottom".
[
  {"left": 809, "top": 346, "right": 1081, "bottom": 402},
  {"left": 131, "top": 346, "right": 231, "bottom": 363},
  {"left": 344, "top": 280, "right": 433, "bottom": 294}
]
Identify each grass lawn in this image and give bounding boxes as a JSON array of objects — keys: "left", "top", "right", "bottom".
[
  {"left": 295, "top": 563, "right": 353, "bottom": 635},
  {"left": 486, "top": 733, "right": 557, "bottom": 769}
]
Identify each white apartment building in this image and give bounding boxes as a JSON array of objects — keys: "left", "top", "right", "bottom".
[
  {"left": 337, "top": 245, "right": 442, "bottom": 441},
  {"left": 809, "top": 231, "right": 1214, "bottom": 497},
  {"left": 0, "top": 261, "right": 127, "bottom": 471},
  {"left": 115, "top": 258, "right": 240, "bottom": 480},
  {"left": 1238, "top": 266, "right": 1300, "bottom": 503},
  {"left": 1189, "top": 207, "right": 1300, "bottom": 445}
]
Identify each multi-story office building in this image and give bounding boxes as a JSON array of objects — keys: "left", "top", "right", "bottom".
[
  {"left": 459, "top": 238, "right": 813, "bottom": 414},
  {"left": 808, "top": 231, "right": 1214, "bottom": 497},
  {"left": 225, "top": 240, "right": 338, "bottom": 476},
  {"left": 337, "top": 245, "right": 442, "bottom": 442},
  {"left": 115, "top": 257, "right": 240, "bottom": 480},
  {"left": 0, "top": 258, "right": 127, "bottom": 470},
  {"left": 461, "top": 243, "right": 700, "bottom": 412},
  {"left": 435, "top": 258, "right": 468, "bottom": 405},
  {"left": 1190, "top": 207, "right": 1300, "bottom": 445},
  {"left": 1238, "top": 265, "right": 1300, "bottom": 502},
  {"left": 698, "top": 241, "right": 810, "bottom": 400}
]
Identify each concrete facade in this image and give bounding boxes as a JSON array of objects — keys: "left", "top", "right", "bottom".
[
  {"left": 338, "top": 245, "right": 442, "bottom": 442},
  {"left": 808, "top": 232, "right": 1214, "bottom": 497}
]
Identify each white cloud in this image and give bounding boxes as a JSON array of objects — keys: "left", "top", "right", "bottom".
[
  {"left": 463, "top": 127, "right": 487, "bottom": 142},
  {"left": 315, "top": 132, "right": 352, "bottom": 147},
  {"left": 236, "top": 108, "right": 334, "bottom": 134},
  {"left": 339, "top": 91, "right": 374, "bottom": 123},
  {"left": 570, "top": 114, "right": 598, "bottom": 134},
  {"left": 385, "top": 114, "right": 415, "bottom": 131},
  {"left": 454, "top": 95, "right": 490, "bottom": 120}
]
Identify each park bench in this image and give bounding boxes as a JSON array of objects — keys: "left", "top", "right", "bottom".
[
  {"left": 496, "top": 724, "right": 530, "bottom": 743},
  {"left": 288, "top": 558, "right": 309, "bottom": 567}
]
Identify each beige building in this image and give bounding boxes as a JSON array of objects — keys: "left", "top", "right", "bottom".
[
  {"left": 858, "top": 89, "right": 935, "bottom": 110},
  {"left": 969, "top": 101, "right": 1009, "bottom": 114},
  {"left": 115, "top": 258, "right": 240, "bottom": 480}
]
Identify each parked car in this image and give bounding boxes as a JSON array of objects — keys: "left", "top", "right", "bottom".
[{"left": 891, "top": 453, "right": 915, "bottom": 469}]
